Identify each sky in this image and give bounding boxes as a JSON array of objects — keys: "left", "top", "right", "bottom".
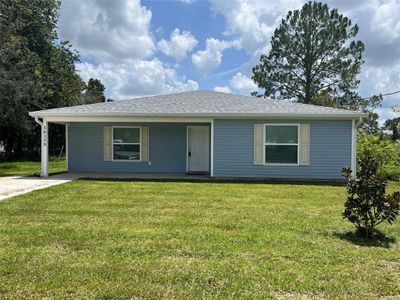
[{"left": 58, "top": 0, "right": 400, "bottom": 122}]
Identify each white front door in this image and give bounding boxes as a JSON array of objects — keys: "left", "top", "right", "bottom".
[{"left": 187, "top": 126, "right": 210, "bottom": 173}]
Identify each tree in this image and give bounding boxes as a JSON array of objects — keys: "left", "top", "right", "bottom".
[
  {"left": 342, "top": 154, "right": 400, "bottom": 237},
  {"left": 252, "top": 1, "right": 381, "bottom": 111},
  {"left": 310, "top": 90, "right": 338, "bottom": 107},
  {"left": 44, "top": 41, "right": 85, "bottom": 109},
  {"left": 0, "top": 0, "right": 85, "bottom": 156},
  {"left": 360, "top": 112, "right": 380, "bottom": 135},
  {"left": 384, "top": 117, "right": 400, "bottom": 141},
  {"left": 81, "top": 78, "right": 106, "bottom": 104}
]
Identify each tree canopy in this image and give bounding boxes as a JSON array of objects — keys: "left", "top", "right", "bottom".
[
  {"left": 384, "top": 117, "right": 400, "bottom": 141},
  {"left": 252, "top": 1, "right": 381, "bottom": 111},
  {"left": 359, "top": 112, "right": 380, "bottom": 135},
  {"left": 0, "top": 0, "right": 105, "bottom": 156},
  {"left": 81, "top": 78, "right": 106, "bottom": 104}
]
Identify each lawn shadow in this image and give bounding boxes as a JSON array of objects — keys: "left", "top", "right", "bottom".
[
  {"left": 79, "top": 177, "right": 344, "bottom": 187},
  {"left": 334, "top": 230, "right": 396, "bottom": 248}
]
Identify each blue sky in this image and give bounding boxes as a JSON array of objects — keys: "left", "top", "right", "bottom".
[
  {"left": 58, "top": 0, "right": 400, "bottom": 122},
  {"left": 144, "top": 0, "right": 252, "bottom": 90}
]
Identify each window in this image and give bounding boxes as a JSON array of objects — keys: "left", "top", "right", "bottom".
[
  {"left": 112, "top": 127, "right": 141, "bottom": 160},
  {"left": 265, "top": 124, "right": 298, "bottom": 164}
]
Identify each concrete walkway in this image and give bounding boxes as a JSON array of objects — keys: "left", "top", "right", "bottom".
[{"left": 0, "top": 173, "right": 79, "bottom": 201}]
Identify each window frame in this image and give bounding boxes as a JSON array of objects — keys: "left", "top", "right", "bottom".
[
  {"left": 111, "top": 126, "right": 142, "bottom": 162},
  {"left": 264, "top": 123, "right": 300, "bottom": 166}
]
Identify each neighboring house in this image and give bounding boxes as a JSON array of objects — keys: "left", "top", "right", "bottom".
[{"left": 29, "top": 91, "right": 366, "bottom": 180}]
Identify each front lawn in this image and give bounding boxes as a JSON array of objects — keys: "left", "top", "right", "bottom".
[
  {"left": 0, "top": 157, "right": 65, "bottom": 177},
  {"left": 0, "top": 180, "right": 399, "bottom": 298}
]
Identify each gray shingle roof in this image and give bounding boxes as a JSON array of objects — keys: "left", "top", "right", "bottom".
[{"left": 29, "top": 90, "right": 366, "bottom": 118}]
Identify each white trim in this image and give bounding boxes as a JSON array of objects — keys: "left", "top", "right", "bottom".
[
  {"left": 264, "top": 163, "right": 299, "bottom": 166},
  {"left": 111, "top": 126, "right": 142, "bottom": 162},
  {"left": 41, "top": 119, "right": 49, "bottom": 177},
  {"left": 65, "top": 123, "right": 69, "bottom": 172},
  {"left": 262, "top": 125, "right": 266, "bottom": 166},
  {"left": 34, "top": 117, "right": 48, "bottom": 177},
  {"left": 30, "top": 112, "right": 368, "bottom": 119},
  {"left": 265, "top": 143, "right": 298, "bottom": 146},
  {"left": 41, "top": 116, "right": 214, "bottom": 123},
  {"left": 140, "top": 127, "right": 144, "bottom": 148},
  {"left": 186, "top": 126, "right": 189, "bottom": 173},
  {"left": 351, "top": 118, "right": 357, "bottom": 177},
  {"left": 264, "top": 123, "right": 300, "bottom": 166},
  {"left": 210, "top": 119, "right": 214, "bottom": 177}
]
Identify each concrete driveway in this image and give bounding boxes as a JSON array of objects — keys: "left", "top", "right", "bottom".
[
  {"left": 0, "top": 173, "right": 79, "bottom": 201},
  {"left": 0, "top": 172, "right": 213, "bottom": 201}
]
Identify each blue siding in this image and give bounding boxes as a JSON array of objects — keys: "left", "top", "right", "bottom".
[
  {"left": 68, "top": 122, "right": 188, "bottom": 172},
  {"left": 68, "top": 120, "right": 352, "bottom": 179},
  {"left": 213, "top": 120, "right": 352, "bottom": 180}
]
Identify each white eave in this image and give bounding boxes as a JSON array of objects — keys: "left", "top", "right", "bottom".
[{"left": 29, "top": 111, "right": 368, "bottom": 121}]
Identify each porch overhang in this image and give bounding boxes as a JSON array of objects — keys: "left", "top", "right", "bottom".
[
  {"left": 29, "top": 112, "right": 367, "bottom": 123},
  {"left": 30, "top": 115, "right": 214, "bottom": 123},
  {"left": 30, "top": 116, "right": 215, "bottom": 178}
]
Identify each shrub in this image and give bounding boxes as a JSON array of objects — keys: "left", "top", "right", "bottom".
[
  {"left": 342, "top": 153, "right": 400, "bottom": 237},
  {"left": 357, "top": 130, "right": 400, "bottom": 180}
]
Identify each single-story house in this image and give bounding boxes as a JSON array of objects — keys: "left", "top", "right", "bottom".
[{"left": 29, "top": 91, "right": 366, "bottom": 180}]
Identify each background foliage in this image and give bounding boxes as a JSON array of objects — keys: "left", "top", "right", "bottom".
[
  {"left": 357, "top": 130, "right": 400, "bottom": 180},
  {"left": 0, "top": 0, "right": 106, "bottom": 159}
]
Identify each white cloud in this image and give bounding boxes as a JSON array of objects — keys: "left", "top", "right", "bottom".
[
  {"left": 360, "top": 65, "right": 400, "bottom": 96},
  {"left": 58, "top": 1, "right": 199, "bottom": 101},
  {"left": 370, "top": 1, "right": 400, "bottom": 43},
  {"left": 213, "top": 86, "right": 231, "bottom": 93},
  {"left": 209, "top": 0, "right": 302, "bottom": 53},
  {"left": 157, "top": 28, "right": 198, "bottom": 61},
  {"left": 191, "top": 38, "right": 235, "bottom": 74},
  {"left": 327, "top": 0, "right": 400, "bottom": 122},
  {"left": 59, "top": 0, "right": 155, "bottom": 62},
  {"left": 360, "top": 63, "right": 400, "bottom": 123},
  {"left": 77, "top": 60, "right": 198, "bottom": 99},
  {"left": 230, "top": 72, "right": 257, "bottom": 94},
  {"left": 374, "top": 107, "right": 399, "bottom": 125}
]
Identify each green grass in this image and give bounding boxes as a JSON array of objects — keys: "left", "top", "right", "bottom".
[
  {"left": 0, "top": 157, "right": 65, "bottom": 176},
  {"left": 0, "top": 181, "right": 399, "bottom": 299}
]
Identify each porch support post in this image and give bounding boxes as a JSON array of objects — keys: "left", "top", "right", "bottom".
[
  {"left": 41, "top": 119, "right": 49, "bottom": 177},
  {"left": 65, "top": 123, "right": 69, "bottom": 172},
  {"left": 210, "top": 119, "right": 214, "bottom": 177},
  {"left": 35, "top": 116, "right": 48, "bottom": 177},
  {"left": 350, "top": 118, "right": 357, "bottom": 178}
]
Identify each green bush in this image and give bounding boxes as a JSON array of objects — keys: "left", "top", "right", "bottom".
[
  {"left": 357, "top": 130, "right": 400, "bottom": 180},
  {"left": 383, "top": 164, "right": 400, "bottom": 181},
  {"left": 342, "top": 154, "right": 400, "bottom": 237}
]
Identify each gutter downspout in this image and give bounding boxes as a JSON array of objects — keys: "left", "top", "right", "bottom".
[
  {"left": 34, "top": 116, "right": 48, "bottom": 178},
  {"left": 350, "top": 117, "right": 362, "bottom": 178}
]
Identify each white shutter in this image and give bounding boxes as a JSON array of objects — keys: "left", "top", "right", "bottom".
[
  {"left": 104, "top": 127, "right": 112, "bottom": 161},
  {"left": 254, "top": 124, "right": 264, "bottom": 165},
  {"left": 299, "top": 124, "right": 310, "bottom": 165},
  {"left": 141, "top": 126, "right": 150, "bottom": 161}
]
